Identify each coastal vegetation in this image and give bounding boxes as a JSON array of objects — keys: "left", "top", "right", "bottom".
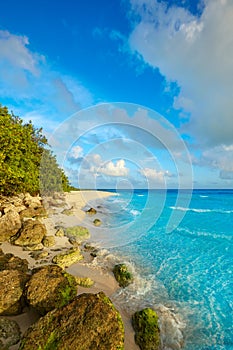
[{"left": 0, "top": 104, "right": 70, "bottom": 196}]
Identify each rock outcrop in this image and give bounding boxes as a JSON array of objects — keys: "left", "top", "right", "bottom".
[
  {"left": 19, "top": 292, "right": 124, "bottom": 350},
  {"left": 25, "top": 265, "right": 77, "bottom": 315},
  {"left": 113, "top": 263, "right": 133, "bottom": 288},
  {"left": 11, "top": 219, "right": 46, "bottom": 247},
  {"left": 132, "top": 308, "right": 160, "bottom": 350}
]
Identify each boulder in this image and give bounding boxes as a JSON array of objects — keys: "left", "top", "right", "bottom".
[
  {"left": 23, "top": 193, "right": 42, "bottom": 209},
  {"left": 93, "top": 218, "right": 102, "bottom": 226},
  {"left": 113, "top": 263, "right": 133, "bottom": 288},
  {"left": 52, "top": 248, "right": 83, "bottom": 268},
  {"left": 0, "top": 251, "right": 28, "bottom": 273},
  {"left": 42, "top": 235, "right": 55, "bottom": 248},
  {"left": 65, "top": 225, "right": 90, "bottom": 244},
  {"left": 0, "top": 270, "right": 28, "bottom": 315},
  {"left": 12, "top": 219, "right": 46, "bottom": 247},
  {"left": 0, "top": 209, "right": 21, "bottom": 242},
  {"left": 86, "top": 207, "right": 97, "bottom": 215},
  {"left": 19, "top": 292, "right": 124, "bottom": 350},
  {"left": 19, "top": 206, "right": 47, "bottom": 219},
  {"left": 25, "top": 265, "right": 77, "bottom": 315},
  {"left": 0, "top": 317, "right": 21, "bottom": 349},
  {"left": 132, "top": 308, "right": 160, "bottom": 350}
]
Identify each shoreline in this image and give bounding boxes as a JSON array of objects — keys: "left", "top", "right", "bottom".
[{"left": 1, "top": 190, "right": 139, "bottom": 350}]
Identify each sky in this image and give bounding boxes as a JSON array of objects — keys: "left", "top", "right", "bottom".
[{"left": 0, "top": 0, "right": 232, "bottom": 189}]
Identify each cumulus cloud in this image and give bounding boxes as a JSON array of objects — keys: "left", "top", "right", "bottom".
[
  {"left": 192, "top": 143, "right": 233, "bottom": 180},
  {"left": 69, "top": 145, "right": 84, "bottom": 160},
  {"left": 128, "top": 0, "right": 233, "bottom": 146},
  {"left": 99, "top": 159, "right": 129, "bottom": 177},
  {"left": 139, "top": 167, "right": 172, "bottom": 182}
]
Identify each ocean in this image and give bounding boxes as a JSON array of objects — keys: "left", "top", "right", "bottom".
[{"left": 88, "top": 189, "right": 233, "bottom": 350}]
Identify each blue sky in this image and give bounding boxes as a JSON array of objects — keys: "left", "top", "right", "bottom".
[{"left": 0, "top": 0, "right": 232, "bottom": 189}]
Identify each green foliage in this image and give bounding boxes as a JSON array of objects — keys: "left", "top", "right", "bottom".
[{"left": 0, "top": 104, "right": 71, "bottom": 196}]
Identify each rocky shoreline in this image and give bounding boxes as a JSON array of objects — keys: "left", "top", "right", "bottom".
[{"left": 0, "top": 191, "right": 161, "bottom": 350}]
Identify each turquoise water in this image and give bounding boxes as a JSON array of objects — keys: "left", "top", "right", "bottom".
[{"left": 93, "top": 189, "right": 233, "bottom": 350}]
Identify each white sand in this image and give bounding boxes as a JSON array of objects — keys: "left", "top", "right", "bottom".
[{"left": 2, "top": 190, "right": 139, "bottom": 350}]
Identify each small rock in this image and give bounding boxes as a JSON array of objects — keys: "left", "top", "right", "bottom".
[
  {"left": 31, "top": 251, "right": 49, "bottom": 260},
  {"left": 62, "top": 208, "right": 74, "bottom": 215},
  {"left": 74, "top": 276, "right": 94, "bottom": 288},
  {"left": 132, "top": 308, "right": 160, "bottom": 350},
  {"left": 42, "top": 235, "right": 55, "bottom": 248},
  {"left": 86, "top": 207, "right": 97, "bottom": 215},
  {"left": 65, "top": 226, "right": 90, "bottom": 244},
  {"left": 24, "top": 243, "right": 44, "bottom": 251},
  {"left": 113, "top": 263, "right": 133, "bottom": 288},
  {"left": 55, "top": 228, "right": 65, "bottom": 237},
  {"left": 93, "top": 218, "right": 102, "bottom": 226},
  {"left": 0, "top": 317, "right": 21, "bottom": 349},
  {"left": 52, "top": 248, "right": 83, "bottom": 268}
]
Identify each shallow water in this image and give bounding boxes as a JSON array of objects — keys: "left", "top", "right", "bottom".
[{"left": 91, "top": 189, "right": 233, "bottom": 350}]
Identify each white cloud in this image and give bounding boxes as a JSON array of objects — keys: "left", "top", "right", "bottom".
[
  {"left": 0, "top": 30, "right": 43, "bottom": 75},
  {"left": 192, "top": 144, "right": 233, "bottom": 180},
  {"left": 99, "top": 159, "right": 129, "bottom": 177},
  {"left": 69, "top": 145, "right": 84, "bottom": 159},
  {"left": 128, "top": 0, "right": 233, "bottom": 146},
  {"left": 139, "top": 167, "right": 172, "bottom": 182}
]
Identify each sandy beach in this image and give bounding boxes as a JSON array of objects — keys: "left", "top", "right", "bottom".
[{"left": 1, "top": 190, "right": 139, "bottom": 350}]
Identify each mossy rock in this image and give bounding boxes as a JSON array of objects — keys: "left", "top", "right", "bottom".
[
  {"left": 52, "top": 248, "right": 83, "bottom": 268},
  {"left": 113, "top": 263, "right": 133, "bottom": 288},
  {"left": 55, "top": 227, "right": 64, "bottom": 237},
  {"left": 93, "top": 218, "right": 102, "bottom": 226},
  {"left": 24, "top": 265, "right": 77, "bottom": 315},
  {"left": 19, "top": 292, "right": 124, "bottom": 350},
  {"left": 132, "top": 308, "right": 160, "bottom": 350},
  {"left": 65, "top": 226, "right": 90, "bottom": 244},
  {"left": 0, "top": 317, "right": 21, "bottom": 349},
  {"left": 74, "top": 276, "right": 94, "bottom": 288},
  {"left": 42, "top": 235, "right": 55, "bottom": 248},
  {"left": 86, "top": 207, "right": 97, "bottom": 215}
]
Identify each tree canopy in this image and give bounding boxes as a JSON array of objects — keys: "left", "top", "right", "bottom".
[{"left": 0, "top": 105, "right": 71, "bottom": 196}]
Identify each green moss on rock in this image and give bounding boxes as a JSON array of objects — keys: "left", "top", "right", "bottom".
[
  {"left": 113, "top": 263, "right": 133, "bottom": 288},
  {"left": 52, "top": 248, "right": 83, "bottom": 268},
  {"left": 24, "top": 265, "right": 77, "bottom": 315},
  {"left": 132, "top": 308, "right": 160, "bottom": 350},
  {"left": 65, "top": 226, "right": 90, "bottom": 244},
  {"left": 19, "top": 292, "right": 124, "bottom": 350}
]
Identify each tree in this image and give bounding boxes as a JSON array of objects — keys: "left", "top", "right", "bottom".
[{"left": 0, "top": 105, "right": 71, "bottom": 196}]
